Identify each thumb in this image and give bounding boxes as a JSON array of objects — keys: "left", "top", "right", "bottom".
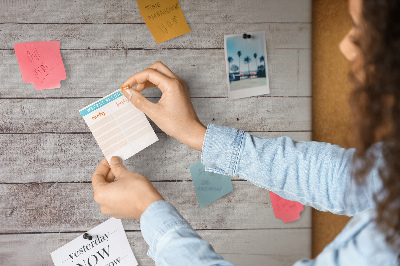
[
  {"left": 123, "top": 89, "right": 155, "bottom": 115},
  {"left": 109, "top": 156, "right": 129, "bottom": 179}
]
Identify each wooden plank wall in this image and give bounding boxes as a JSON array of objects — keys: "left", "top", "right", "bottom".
[{"left": 0, "top": 0, "right": 312, "bottom": 265}]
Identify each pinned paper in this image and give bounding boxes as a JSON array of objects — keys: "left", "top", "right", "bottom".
[
  {"left": 269, "top": 191, "right": 304, "bottom": 223},
  {"left": 14, "top": 41, "right": 67, "bottom": 90},
  {"left": 51, "top": 218, "right": 138, "bottom": 266},
  {"left": 79, "top": 90, "right": 158, "bottom": 162},
  {"left": 137, "top": 0, "right": 191, "bottom": 44},
  {"left": 189, "top": 161, "right": 233, "bottom": 208}
]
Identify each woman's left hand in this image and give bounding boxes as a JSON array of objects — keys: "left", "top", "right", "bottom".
[{"left": 91, "top": 157, "right": 164, "bottom": 219}]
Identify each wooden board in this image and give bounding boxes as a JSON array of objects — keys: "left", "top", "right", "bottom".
[
  {"left": 0, "top": 0, "right": 312, "bottom": 265},
  {"left": 0, "top": 97, "right": 311, "bottom": 133},
  {"left": 0, "top": 229, "right": 311, "bottom": 266},
  {"left": 1, "top": 0, "right": 311, "bottom": 24},
  {"left": 0, "top": 49, "right": 311, "bottom": 98},
  {"left": 0, "top": 182, "right": 311, "bottom": 233},
  {"left": 0, "top": 132, "right": 311, "bottom": 183}
]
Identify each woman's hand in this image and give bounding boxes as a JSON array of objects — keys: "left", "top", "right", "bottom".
[
  {"left": 91, "top": 157, "right": 164, "bottom": 219},
  {"left": 120, "top": 61, "right": 207, "bottom": 151}
]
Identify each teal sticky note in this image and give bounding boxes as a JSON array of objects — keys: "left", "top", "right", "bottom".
[{"left": 189, "top": 160, "right": 233, "bottom": 208}]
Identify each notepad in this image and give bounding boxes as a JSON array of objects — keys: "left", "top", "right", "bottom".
[{"left": 79, "top": 90, "right": 158, "bottom": 162}]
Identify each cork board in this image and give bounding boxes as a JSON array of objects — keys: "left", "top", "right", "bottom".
[{"left": 312, "top": 0, "right": 353, "bottom": 257}]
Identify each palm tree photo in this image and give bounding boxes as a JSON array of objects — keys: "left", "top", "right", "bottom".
[
  {"left": 237, "top": 51, "right": 242, "bottom": 75},
  {"left": 244, "top": 56, "right": 251, "bottom": 77},
  {"left": 260, "top": 55, "right": 265, "bottom": 70},
  {"left": 253, "top": 53, "right": 258, "bottom": 74},
  {"left": 228, "top": 56, "right": 233, "bottom": 73}
]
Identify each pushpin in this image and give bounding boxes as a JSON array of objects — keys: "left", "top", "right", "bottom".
[
  {"left": 243, "top": 33, "right": 252, "bottom": 39},
  {"left": 83, "top": 233, "right": 93, "bottom": 240}
]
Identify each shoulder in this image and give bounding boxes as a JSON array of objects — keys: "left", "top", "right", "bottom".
[{"left": 322, "top": 209, "right": 399, "bottom": 265}]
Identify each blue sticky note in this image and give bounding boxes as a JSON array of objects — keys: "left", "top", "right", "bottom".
[{"left": 189, "top": 160, "right": 233, "bottom": 208}]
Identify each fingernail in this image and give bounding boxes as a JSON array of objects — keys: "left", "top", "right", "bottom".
[
  {"left": 124, "top": 89, "right": 133, "bottom": 100},
  {"left": 120, "top": 85, "right": 130, "bottom": 93},
  {"left": 110, "top": 156, "right": 122, "bottom": 165}
]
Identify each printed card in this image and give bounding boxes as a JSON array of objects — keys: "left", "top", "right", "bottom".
[
  {"left": 51, "top": 218, "right": 138, "bottom": 266},
  {"left": 14, "top": 41, "right": 67, "bottom": 90},
  {"left": 79, "top": 90, "right": 158, "bottom": 162}
]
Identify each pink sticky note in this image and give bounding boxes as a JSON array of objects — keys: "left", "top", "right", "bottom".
[
  {"left": 269, "top": 191, "right": 304, "bottom": 223},
  {"left": 14, "top": 41, "right": 67, "bottom": 90}
]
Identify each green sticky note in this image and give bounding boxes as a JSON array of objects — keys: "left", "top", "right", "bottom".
[{"left": 189, "top": 160, "right": 233, "bottom": 208}]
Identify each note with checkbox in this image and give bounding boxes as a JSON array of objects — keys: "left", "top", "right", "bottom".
[{"left": 79, "top": 90, "right": 158, "bottom": 162}]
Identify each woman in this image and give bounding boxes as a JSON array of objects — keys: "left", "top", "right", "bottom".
[{"left": 91, "top": 0, "right": 400, "bottom": 264}]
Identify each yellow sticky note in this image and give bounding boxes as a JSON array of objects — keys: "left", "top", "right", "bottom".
[{"left": 137, "top": 0, "right": 191, "bottom": 44}]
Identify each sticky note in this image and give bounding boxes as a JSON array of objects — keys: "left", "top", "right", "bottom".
[
  {"left": 14, "top": 41, "right": 67, "bottom": 90},
  {"left": 189, "top": 161, "right": 233, "bottom": 208},
  {"left": 51, "top": 218, "right": 138, "bottom": 266},
  {"left": 269, "top": 191, "right": 304, "bottom": 223},
  {"left": 137, "top": 0, "right": 191, "bottom": 44},
  {"left": 79, "top": 90, "right": 158, "bottom": 162}
]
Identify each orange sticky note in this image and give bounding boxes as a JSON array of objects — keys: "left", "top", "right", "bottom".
[
  {"left": 14, "top": 41, "right": 67, "bottom": 90},
  {"left": 137, "top": 0, "right": 191, "bottom": 44}
]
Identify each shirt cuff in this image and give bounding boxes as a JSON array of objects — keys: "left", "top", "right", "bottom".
[
  {"left": 201, "top": 124, "right": 245, "bottom": 176},
  {"left": 140, "top": 200, "right": 191, "bottom": 260}
]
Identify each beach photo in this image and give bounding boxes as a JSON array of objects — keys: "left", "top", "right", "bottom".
[{"left": 224, "top": 31, "right": 270, "bottom": 99}]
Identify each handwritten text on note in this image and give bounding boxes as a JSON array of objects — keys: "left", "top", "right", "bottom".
[
  {"left": 137, "top": 0, "right": 191, "bottom": 44},
  {"left": 189, "top": 161, "right": 233, "bottom": 208},
  {"left": 14, "top": 41, "right": 67, "bottom": 90}
]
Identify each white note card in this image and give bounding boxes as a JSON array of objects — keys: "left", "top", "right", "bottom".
[
  {"left": 51, "top": 218, "right": 138, "bottom": 266},
  {"left": 79, "top": 89, "right": 158, "bottom": 162}
]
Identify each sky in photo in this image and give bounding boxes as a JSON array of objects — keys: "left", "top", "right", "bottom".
[{"left": 226, "top": 31, "right": 266, "bottom": 73}]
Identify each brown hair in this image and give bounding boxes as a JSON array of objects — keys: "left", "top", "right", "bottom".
[{"left": 350, "top": 0, "right": 400, "bottom": 251}]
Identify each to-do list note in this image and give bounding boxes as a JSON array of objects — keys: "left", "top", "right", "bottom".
[
  {"left": 79, "top": 90, "right": 158, "bottom": 162},
  {"left": 137, "top": 0, "right": 191, "bottom": 44}
]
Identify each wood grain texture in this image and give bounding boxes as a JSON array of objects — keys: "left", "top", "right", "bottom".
[
  {"left": 0, "top": 97, "right": 311, "bottom": 133},
  {"left": 0, "top": 0, "right": 312, "bottom": 264},
  {"left": 0, "top": 229, "right": 311, "bottom": 266},
  {"left": 0, "top": 48, "right": 311, "bottom": 98},
  {"left": 0, "top": 132, "right": 311, "bottom": 183},
  {"left": 0, "top": 182, "right": 311, "bottom": 233},
  {"left": 1, "top": 0, "right": 311, "bottom": 24},
  {"left": 0, "top": 23, "right": 311, "bottom": 50},
  {"left": 312, "top": 0, "right": 352, "bottom": 258}
]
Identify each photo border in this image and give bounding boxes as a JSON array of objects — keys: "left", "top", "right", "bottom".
[{"left": 224, "top": 31, "right": 270, "bottom": 100}]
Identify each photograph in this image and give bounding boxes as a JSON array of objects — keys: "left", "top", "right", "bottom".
[{"left": 224, "top": 31, "right": 270, "bottom": 99}]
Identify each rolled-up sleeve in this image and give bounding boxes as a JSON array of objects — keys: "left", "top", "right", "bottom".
[
  {"left": 140, "top": 200, "right": 234, "bottom": 265},
  {"left": 201, "top": 124, "right": 382, "bottom": 216}
]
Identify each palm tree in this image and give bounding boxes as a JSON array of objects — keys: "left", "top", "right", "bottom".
[
  {"left": 244, "top": 56, "right": 251, "bottom": 77},
  {"left": 260, "top": 55, "right": 265, "bottom": 71},
  {"left": 228, "top": 56, "right": 233, "bottom": 73},
  {"left": 237, "top": 51, "right": 242, "bottom": 76},
  {"left": 253, "top": 53, "right": 258, "bottom": 72}
]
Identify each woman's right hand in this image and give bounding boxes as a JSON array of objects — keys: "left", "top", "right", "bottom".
[{"left": 120, "top": 61, "right": 207, "bottom": 151}]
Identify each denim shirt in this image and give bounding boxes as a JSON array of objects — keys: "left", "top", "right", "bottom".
[{"left": 140, "top": 124, "right": 399, "bottom": 265}]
